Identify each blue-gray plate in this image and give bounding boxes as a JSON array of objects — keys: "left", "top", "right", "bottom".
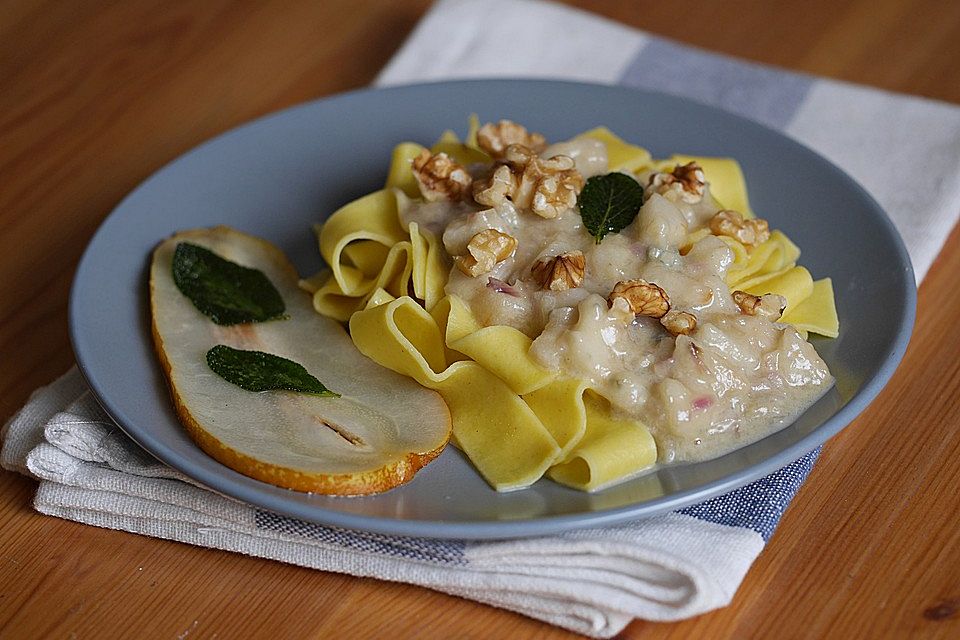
[{"left": 69, "top": 80, "right": 915, "bottom": 539}]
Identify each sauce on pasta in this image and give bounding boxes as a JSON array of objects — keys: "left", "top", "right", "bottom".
[{"left": 306, "top": 120, "right": 838, "bottom": 490}]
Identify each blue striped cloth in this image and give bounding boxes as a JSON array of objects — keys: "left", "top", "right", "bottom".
[{"left": 678, "top": 449, "right": 819, "bottom": 541}]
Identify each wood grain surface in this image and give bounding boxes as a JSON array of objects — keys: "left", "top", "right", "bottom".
[{"left": 2, "top": 1, "right": 959, "bottom": 638}]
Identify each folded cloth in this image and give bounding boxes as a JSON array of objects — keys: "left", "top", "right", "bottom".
[
  {"left": 4, "top": 0, "right": 960, "bottom": 637},
  {"left": 2, "top": 370, "right": 777, "bottom": 637}
]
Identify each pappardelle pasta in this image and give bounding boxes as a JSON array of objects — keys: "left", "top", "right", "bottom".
[{"left": 302, "top": 118, "right": 837, "bottom": 493}]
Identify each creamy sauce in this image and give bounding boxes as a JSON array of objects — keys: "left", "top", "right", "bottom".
[{"left": 400, "top": 138, "right": 832, "bottom": 463}]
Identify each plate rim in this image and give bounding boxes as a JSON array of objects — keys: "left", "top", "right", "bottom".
[{"left": 68, "top": 78, "right": 917, "bottom": 539}]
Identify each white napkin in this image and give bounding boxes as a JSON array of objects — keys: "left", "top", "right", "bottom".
[{"left": 4, "top": 1, "right": 960, "bottom": 637}]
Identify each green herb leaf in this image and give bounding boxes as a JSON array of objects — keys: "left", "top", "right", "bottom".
[
  {"left": 578, "top": 172, "right": 645, "bottom": 244},
  {"left": 172, "top": 242, "right": 286, "bottom": 325},
  {"left": 206, "top": 345, "right": 340, "bottom": 397}
]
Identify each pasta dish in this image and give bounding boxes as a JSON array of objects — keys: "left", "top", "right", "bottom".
[{"left": 302, "top": 119, "right": 838, "bottom": 492}]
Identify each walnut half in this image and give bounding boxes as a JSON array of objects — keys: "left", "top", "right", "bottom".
[
  {"left": 607, "top": 279, "right": 670, "bottom": 318},
  {"left": 732, "top": 290, "right": 786, "bottom": 320},
  {"left": 709, "top": 210, "right": 770, "bottom": 247},
  {"left": 456, "top": 229, "right": 517, "bottom": 277},
  {"left": 411, "top": 150, "right": 473, "bottom": 202},
  {"left": 647, "top": 162, "right": 706, "bottom": 204},
  {"left": 472, "top": 144, "right": 584, "bottom": 219},
  {"left": 531, "top": 251, "right": 585, "bottom": 291},
  {"left": 477, "top": 120, "right": 547, "bottom": 159}
]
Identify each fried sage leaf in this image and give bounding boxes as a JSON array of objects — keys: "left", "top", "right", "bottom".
[
  {"left": 206, "top": 345, "right": 339, "bottom": 397},
  {"left": 173, "top": 242, "right": 286, "bottom": 325},
  {"left": 578, "top": 172, "right": 645, "bottom": 244}
]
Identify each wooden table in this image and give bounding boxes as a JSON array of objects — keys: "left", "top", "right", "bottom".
[{"left": 2, "top": 1, "right": 959, "bottom": 637}]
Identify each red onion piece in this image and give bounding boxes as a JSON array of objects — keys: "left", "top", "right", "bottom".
[
  {"left": 692, "top": 396, "right": 713, "bottom": 411},
  {"left": 486, "top": 277, "right": 520, "bottom": 297}
]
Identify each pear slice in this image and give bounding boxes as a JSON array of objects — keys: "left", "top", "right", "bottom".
[{"left": 150, "top": 226, "right": 451, "bottom": 495}]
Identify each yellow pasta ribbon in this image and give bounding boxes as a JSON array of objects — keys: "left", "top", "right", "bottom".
[
  {"left": 433, "top": 296, "right": 557, "bottom": 395},
  {"left": 349, "top": 296, "right": 562, "bottom": 491},
  {"left": 744, "top": 265, "right": 815, "bottom": 317},
  {"left": 727, "top": 230, "right": 801, "bottom": 288},
  {"left": 385, "top": 143, "right": 427, "bottom": 198},
  {"left": 522, "top": 378, "right": 590, "bottom": 458},
  {"left": 547, "top": 392, "right": 657, "bottom": 492},
  {"left": 317, "top": 189, "right": 406, "bottom": 288},
  {"left": 408, "top": 222, "right": 447, "bottom": 311},
  {"left": 306, "top": 188, "right": 449, "bottom": 320},
  {"left": 466, "top": 114, "right": 481, "bottom": 149},
  {"left": 781, "top": 278, "right": 840, "bottom": 338},
  {"left": 341, "top": 240, "right": 391, "bottom": 278}
]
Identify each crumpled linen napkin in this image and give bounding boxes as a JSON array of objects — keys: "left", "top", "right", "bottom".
[
  {"left": 4, "top": 369, "right": 770, "bottom": 638},
  {"left": 4, "top": 0, "right": 960, "bottom": 637}
]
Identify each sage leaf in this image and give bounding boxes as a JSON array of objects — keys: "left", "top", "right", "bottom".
[
  {"left": 173, "top": 242, "right": 286, "bottom": 325},
  {"left": 206, "top": 345, "right": 339, "bottom": 396},
  {"left": 578, "top": 172, "right": 645, "bottom": 244}
]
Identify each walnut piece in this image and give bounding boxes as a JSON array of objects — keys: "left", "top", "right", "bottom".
[
  {"left": 411, "top": 150, "right": 472, "bottom": 202},
  {"left": 647, "top": 162, "right": 706, "bottom": 204},
  {"left": 472, "top": 144, "right": 584, "bottom": 219},
  {"left": 732, "top": 290, "right": 787, "bottom": 320},
  {"left": 607, "top": 279, "right": 671, "bottom": 318},
  {"left": 660, "top": 310, "right": 698, "bottom": 336},
  {"left": 456, "top": 229, "right": 517, "bottom": 277},
  {"left": 477, "top": 120, "right": 547, "bottom": 159},
  {"left": 709, "top": 210, "right": 771, "bottom": 247},
  {"left": 473, "top": 164, "right": 516, "bottom": 208},
  {"left": 531, "top": 251, "right": 585, "bottom": 291},
  {"left": 501, "top": 143, "right": 537, "bottom": 168}
]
